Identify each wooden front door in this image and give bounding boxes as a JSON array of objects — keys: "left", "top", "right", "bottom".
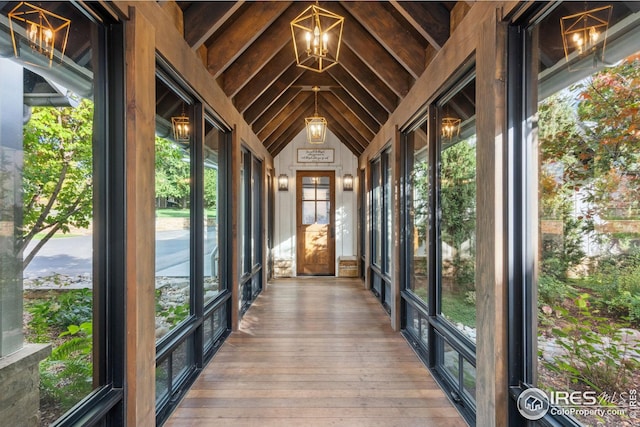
[{"left": 296, "top": 171, "right": 335, "bottom": 275}]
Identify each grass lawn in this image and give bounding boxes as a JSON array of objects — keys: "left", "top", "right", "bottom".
[{"left": 156, "top": 208, "right": 216, "bottom": 218}]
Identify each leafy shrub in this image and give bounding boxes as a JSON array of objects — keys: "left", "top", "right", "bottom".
[
  {"left": 40, "top": 322, "right": 93, "bottom": 411},
  {"left": 586, "top": 250, "right": 640, "bottom": 323},
  {"left": 26, "top": 288, "right": 93, "bottom": 341},
  {"left": 545, "top": 294, "right": 639, "bottom": 392},
  {"left": 538, "top": 274, "right": 572, "bottom": 307}
]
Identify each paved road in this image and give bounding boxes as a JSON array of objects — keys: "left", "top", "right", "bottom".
[{"left": 24, "top": 228, "right": 217, "bottom": 279}]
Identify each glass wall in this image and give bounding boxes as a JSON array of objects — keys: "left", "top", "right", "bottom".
[
  {"left": 438, "top": 77, "right": 477, "bottom": 343},
  {"left": 153, "top": 66, "right": 231, "bottom": 424},
  {"left": 370, "top": 148, "right": 392, "bottom": 311},
  {"left": 239, "top": 148, "right": 263, "bottom": 315},
  {"left": 1, "top": 3, "right": 124, "bottom": 424},
  {"left": 520, "top": 3, "right": 640, "bottom": 426},
  {"left": 400, "top": 73, "right": 477, "bottom": 425}
]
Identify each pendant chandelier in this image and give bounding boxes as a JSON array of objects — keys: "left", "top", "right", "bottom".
[
  {"left": 171, "top": 105, "right": 190, "bottom": 142},
  {"left": 442, "top": 116, "right": 461, "bottom": 141},
  {"left": 290, "top": 1, "right": 344, "bottom": 73},
  {"left": 305, "top": 87, "right": 327, "bottom": 145},
  {"left": 560, "top": 5, "right": 612, "bottom": 70},
  {"left": 8, "top": 2, "right": 71, "bottom": 67}
]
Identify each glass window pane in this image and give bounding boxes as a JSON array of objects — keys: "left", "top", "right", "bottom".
[
  {"left": 463, "top": 358, "right": 476, "bottom": 403},
  {"left": 156, "top": 358, "right": 170, "bottom": 402},
  {"left": 532, "top": 6, "right": 640, "bottom": 426},
  {"left": 443, "top": 340, "right": 460, "bottom": 384},
  {"left": 11, "top": 9, "right": 102, "bottom": 420},
  {"left": 302, "top": 187, "right": 315, "bottom": 200},
  {"left": 302, "top": 201, "right": 316, "bottom": 225},
  {"left": 204, "top": 119, "right": 221, "bottom": 305},
  {"left": 316, "top": 201, "right": 330, "bottom": 224},
  {"left": 155, "top": 76, "right": 192, "bottom": 341},
  {"left": 316, "top": 186, "right": 330, "bottom": 201},
  {"left": 408, "top": 124, "right": 430, "bottom": 305},
  {"left": 439, "top": 77, "right": 477, "bottom": 343}
]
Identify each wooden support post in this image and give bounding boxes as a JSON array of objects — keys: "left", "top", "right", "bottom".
[
  {"left": 125, "top": 7, "right": 156, "bottom": 426},
  {"left": 476, "top": 7, "right": 508, "bottom": 427}
]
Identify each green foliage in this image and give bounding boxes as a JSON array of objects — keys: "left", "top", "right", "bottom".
[
  {"left": 40, "top": 322, "right": 93, "bottom": 411},
  {"left": 25, "top": 288, "right": 92, "bottom": 341},
  {"left": 586, "top": 250, "right": 640, "bottom": 323},
  {"left": 204, "top": 167, "right": 218, "bottom": 211},
  {"left": 155, "top": 136, "right": 190, "bottom": 206},
  {"left": 20, "top": 100, "right": 94, "bottom": 269},
  {"left": 441, "top": 292, "right": 476, "bottom": 327},
  {"left": 440, "top": 139, "right": 476, "bottom": 289},
  {"left": 537, "top": 274, "right": 572, "bottom": 307},
  {"left": 544, "top": 294, "right": 639, "bottom": 392}
]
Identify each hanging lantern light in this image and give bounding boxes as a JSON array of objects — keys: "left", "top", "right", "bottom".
[
  {"left": 560, "top": 5, "right": 612, "bottom": 70},
  {"left": 171, "top": 105, "right": 190, "bottom": 142},
  {"left": 8, "top": 2, "right": 71, "bottom": 67},
  {"left": 305, "top": 87, "right": 327, "bottom": 144},
  {"left": 442, "top": 116, "right": 461, "bottom": 141},
  {"left": 291, "top": 2, "right": 344, "bottom": 73}
]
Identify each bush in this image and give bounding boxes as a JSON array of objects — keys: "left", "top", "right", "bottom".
[
  {"left": 538, "top": 274, "right": 572, "bottom": 307},
  {"left": 586, "top": 250, "right": 640, "bottom": 323},
  {"left": 545, "top": 294, "right": 639, "bottom": 392}
]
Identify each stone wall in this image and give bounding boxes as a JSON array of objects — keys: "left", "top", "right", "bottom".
[{"left": 0, "top": 344, "right": 51, "bottom": 427}]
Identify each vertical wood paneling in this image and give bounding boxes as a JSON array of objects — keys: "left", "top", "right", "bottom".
[{"left": 124, "top": 7, "right": 156, "bottom": 426}]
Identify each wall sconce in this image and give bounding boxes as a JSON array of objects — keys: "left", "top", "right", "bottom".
[
  {"left": 171, "top": 105, "right": 190, "bottom": 142},
  {"left": 278, "top": 174, "right": 289, "bottom": 191},
  {"left": 8, "top": 2, "right": 71, "bottom": 67},
  {"left": 343, "top": 174, "right": 354, "bottom": 191},
  {"left": 290, "top": 1, "right": 344, "bottom": 73},
  {"left": 561, "top": 5, "right": 612, "bottom": 70}
]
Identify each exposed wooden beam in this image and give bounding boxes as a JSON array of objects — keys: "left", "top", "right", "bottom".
[
  {"left": 206, "top": 1, "right": 291, "bottom": 78},
  {"left": 319, "top": 102, "right": 369, "bottom": 150},
  {"left": 233, "top": 45, "right": 295, "bottom": 113},
  {"left": 292, "top": 71, "right": 340, "bottom": 89},
  {"left": 341, "top": 1, "right": 426, "bottom": 79},
  {"left": 329, "top": 2, "right": 413, "bottom": 96},
  {"left": 264, "top": 103, "right": 314, "bottom": 151},
  {"left": 258, "top": 93, "right": 312, "bottom": 141},
  {"left": 184, "top": 1, "right": 244, "bottom": 50},
  {"left": 221, "top": 4, "right": 303, "bottom": 97},
  {"left": 327, "top": 65, "right": 389, "bottom": 125},
  {"left": 270, "top": 120, "right": 307, "bottom": 157},
  {"left": 389, "top": 1, "right": 450, "bottom": 50},
  {"left": 330, "top": 87, "right": 381, "bottom": 135},
  {"left": 321, "top": 92, "right": 374, "bottom": 142},
  {"left": 252, "top": 87, "right": 302, "bottom": 134},
  {"left": 335, "top": 45, "right": 398, "bottom": 113},
  {"left": 243, "top": 63, "right": 305, "bottom": 124},
  {"left": 325, "top": 118, "right": 365, "bottom": 156}
]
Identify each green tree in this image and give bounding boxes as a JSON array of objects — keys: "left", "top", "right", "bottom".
[
  {"left": 440, "top": 139, "right": 476, "bottom": 287},
  {"left": 20, "top": 100, "right": 94, "bottom": 269},
  {"left": 155, "top": 136, "right": 190, "bottom": 207}
]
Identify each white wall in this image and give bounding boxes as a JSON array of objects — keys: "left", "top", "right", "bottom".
[{"left": 273, "top": 129, "right": 358, "bottom": 276}]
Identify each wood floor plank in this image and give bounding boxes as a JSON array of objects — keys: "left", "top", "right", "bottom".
[{"left": 164, "top": 278, "right": 467, "bottom": 427}]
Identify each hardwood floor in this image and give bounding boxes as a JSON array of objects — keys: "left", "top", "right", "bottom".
[{"left": 164, "top": 278, "right": 467, "bottom": 427}]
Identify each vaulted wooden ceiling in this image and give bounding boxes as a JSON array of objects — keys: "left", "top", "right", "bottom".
[{"left": 176, "top": 1, "right": 460, "bottom": 156}]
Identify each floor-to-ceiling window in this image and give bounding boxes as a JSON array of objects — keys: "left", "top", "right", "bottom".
[
  {"left": 0, "top": 3, "right": 125, "bottom": 424},
  {"left": 401, "top": 72, "right": 477, "bottom": 425},
  {"left": 154, "top": 65, "right": 231, "bottom": 424},
  {"left": 239, "top": 147, "right": 263, "bottom": 315},
  {"left": 509, "top": 3, "right": 640, "bottom": 426},
  {"left": 370, "top": 148, "right": 392, "bottom": 312}
]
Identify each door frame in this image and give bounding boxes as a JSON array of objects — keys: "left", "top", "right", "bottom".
[{"left": 296, "top": 170, "right": 336, "bottom": 276}]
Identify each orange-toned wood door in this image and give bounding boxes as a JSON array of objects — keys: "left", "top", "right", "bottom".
[{"left": 296, "top": 171, "right": 335, "bottom": 275}]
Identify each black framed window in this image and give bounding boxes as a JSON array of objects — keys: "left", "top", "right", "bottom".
[
  {"left": 153, "top": 63, "right": 232, "bottom": 424},
  {"left": 370, "top": 148, "right": 392, "bottom": 312},
  {"left": 0, "top": 3, "right": 125, "bottom": 425},
  {"left": 508, "top": 3, "right": 640, "bottom": 426},
  {"left": 239, "top": 148, "right": 263, "bottom": 315}
]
